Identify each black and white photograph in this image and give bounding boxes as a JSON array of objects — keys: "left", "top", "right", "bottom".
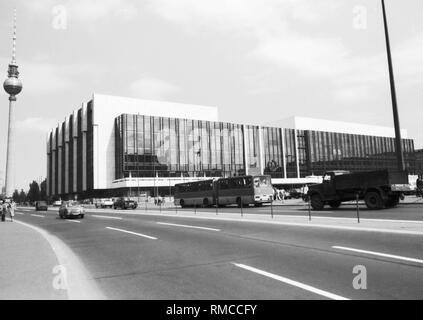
[{"left": 1, "top": 0, "right": 423, "bottom": 309}]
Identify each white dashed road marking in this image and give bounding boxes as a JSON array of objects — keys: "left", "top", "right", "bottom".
[
  {"left": 30, "top": 214, "right": 45, "bottom": 218},
  {"left": 233, "top": 263, "right": 349, "bottom": 300},
  {"left": 332, "top": 246, "right": 423, "bottom": 265},
  {"left": 92, "top": 215, "right": 122, "bottom": 220},
  {"left": 106, "top": 227, "right": 157, "bottom": 240},
  {"left": 157, "top": 222, "right": 220, "bottom": 232},
  {"left": 67, "top": 220, "right": 81, "bottom": 223}
]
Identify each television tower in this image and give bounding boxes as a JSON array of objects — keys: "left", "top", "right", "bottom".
[{"left": 3, "top": 9, "right": 23, "bottom": 197}]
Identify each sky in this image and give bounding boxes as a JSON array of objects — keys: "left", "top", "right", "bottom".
[{"left": 0, "top": 0, "right": 423, "bottom": 192}]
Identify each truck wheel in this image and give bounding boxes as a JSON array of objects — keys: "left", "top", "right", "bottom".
[
  {"left": 310, "top": 194, "right": 324, "bottom": 210},
  {"left": 329, "top": 201, "right": 341, "bottom": 209},
  {"left": 365, "top": 192, "right": 383, "bottom": 210}
]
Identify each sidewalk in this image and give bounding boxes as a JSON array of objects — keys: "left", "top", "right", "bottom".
[{"left": 0, "top": 221, "right": 67, "bottom": 300}]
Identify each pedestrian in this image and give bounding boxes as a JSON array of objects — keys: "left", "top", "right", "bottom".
[
  {"left": 417, "top": 176, "right": 423, "bottom": 198},
  {"left": 1, "top": 200, "right": 7, "bottom": 222},
  {"left": 280, "top": 189, "right": 286, "bottom": 203},
  {"left": 9, "top": 200, "right": 16, "bottom": 222}
]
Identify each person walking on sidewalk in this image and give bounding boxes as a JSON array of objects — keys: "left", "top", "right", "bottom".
[
  {"left": 1, "top": 200, "right": 7, "bottom": 222},
  {"left": 9, "top": 200, "right": 16, "bottom": 222}
]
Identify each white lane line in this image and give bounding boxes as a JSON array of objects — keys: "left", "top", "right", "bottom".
[
  {"left": 15, "top": 212, "right": 24, "bottom": 215},
  {"left": 157, "top": 222, "right": 220, "bottom": 232},
  {"left": 106, "top": 227, "right": 157, "bottom": 240},
  {"left": 332, "top": 246, "right": 423, "bottom": 265},
  {"left": 67, "top": 220, "right": 81, "bottom": 223},
  {"left": 92, "top": 215, "right": 122, "bottom": 220},
  {"left": 30, "top": 214, "right": 45, "bottom": 218},
  {"left": 233, "top": 263, "right": 350, "bottom": 301}
]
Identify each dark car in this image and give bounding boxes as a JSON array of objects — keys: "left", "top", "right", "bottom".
[
  {"left": 35, "top": 201, "right": 48, "bottom": 211},
  {"left": 288, "top": 188, "right": 302, "bottom": 199},
  {"left": 113, "top": 198, "right": 138, "bottom": 210}
]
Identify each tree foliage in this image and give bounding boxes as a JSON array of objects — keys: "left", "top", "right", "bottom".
[{"left": 27, "top": 181, "right": 41, "bottom": 203}]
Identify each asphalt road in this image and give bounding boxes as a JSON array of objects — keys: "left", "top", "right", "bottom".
[
  {"left": 14, "top": 205, "right": 423, "bottom": 300},
  {"left": 117, "top": 200, "right": 423, "bottom": 221}
]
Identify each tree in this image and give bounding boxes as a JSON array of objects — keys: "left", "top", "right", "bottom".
[
  {"left": 19, "top": 189, "right": 27, "bottom": 204},
  {"left": 12, "top": 189, "right": 20, "bottom": 203},
  {"left": 27, "top": 181, "right": 41, "bottom": 203},
  {"left": 40, "top": 179, "right": 47, "bottom": 201}
]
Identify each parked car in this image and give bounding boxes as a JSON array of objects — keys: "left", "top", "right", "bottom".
[
  {"left": 58, "top": 201, "right": 85, "bottom": 219},
  {"left": 288, "top": 188, "right": 302, "bottom": 199},
  {"left": 53, "top": 200, "right": 62, "bottom": 207},
  {"left": 35, "top": 201, "right": 48, "bottom": 211},
  {"left": 95, "top": 198, "right": 114, "bottom": 208},
  {"left": 113, "top": 197, "right": 138, "bottom": 210}
]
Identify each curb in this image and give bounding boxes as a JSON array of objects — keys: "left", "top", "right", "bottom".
[{"left": 15, "top": 220, "right": 105, "bottom": 300}]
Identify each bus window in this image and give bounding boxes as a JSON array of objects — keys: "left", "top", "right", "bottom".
[
  {"left": 254, "top": 176, "right": 271, "bottom": 188},
  {"left": 228, "top": 178, "right": 240, "bottom": 189},
  {"left": 219, "top": 179, "right": 229, "bottom": 189},
  {"left": 245, "top": 177, "right": 252, "bottom": 187}
]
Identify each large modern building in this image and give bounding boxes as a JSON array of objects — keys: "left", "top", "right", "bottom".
[
  {"left": 415, "top": 149, "right": 423, "bottom": 175},
  {"left": 46, "top": 94, "right": 416, "bottom": 199}
]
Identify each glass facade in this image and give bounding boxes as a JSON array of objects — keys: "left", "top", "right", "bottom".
[
  {"left": 262, "top": 127, "right": 284, "bottom": 178},
  {"left": 115, "top": 114, "right": 246, "bottom": 179},
  {"left": 298, "top": 130, "right": 415, "bottom": 176},
  {"left": 416, "top": 150, "right": 423, "bottom": 175},
  {"left": 114, "top": 114, "right": 417, "bottom": 181}
]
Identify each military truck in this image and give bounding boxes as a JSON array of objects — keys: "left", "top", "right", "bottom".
[{"left": 308, "top": 170, "right": 409, "bottom": 210}]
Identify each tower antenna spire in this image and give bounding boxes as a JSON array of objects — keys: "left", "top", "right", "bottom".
[{"left": 11, "top": 8, "right": 17, "bottom": 65}]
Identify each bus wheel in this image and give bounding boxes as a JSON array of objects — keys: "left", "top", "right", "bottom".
[
  {"left": 203, "top": 198, "right": 209, "bottom": 207},
  {"left": 180, "top": 199, "right": 185, "bottom": 208}
]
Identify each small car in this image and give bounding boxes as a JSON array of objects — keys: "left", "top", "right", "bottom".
[
  {"left": 35, "top": 201, "right": 48, "bottom": 211},
  {"left": 53, "top": 200, "right": 63, "bottom": 207},
  {"left": 58, "top": 201, "right": 85, "bottom": 219},
  {"left": 113, "top": 197, "right": 138, "bottom": 210},
  {"left": 95, "top": 198, "right": 114, "bottom": 208}
]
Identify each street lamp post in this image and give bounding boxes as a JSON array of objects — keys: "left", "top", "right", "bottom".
[
  {"left": 381, "top": 0, "right": 405, "bottom": 172},
  {"left": 3, "top": 10, "right": 23, "bottom": 198}
]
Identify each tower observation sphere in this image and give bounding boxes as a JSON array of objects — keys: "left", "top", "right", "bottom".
[{"left": 3, "top": 75, "right": 22, "bottom": 97}]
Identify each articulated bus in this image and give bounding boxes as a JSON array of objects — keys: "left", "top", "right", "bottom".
[{"left": 174, "top": 175, "right": 274, "bottom": 208}]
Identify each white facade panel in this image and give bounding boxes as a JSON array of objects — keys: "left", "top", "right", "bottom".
[
  {"left": 52, "top": 128, "right": 57, "bottom": 151},
  {"left": 72, "top": 110, "right": 79, "bottom": 137},
  {"left": 82, "top": 132, "right": 87, "bottom": 191},
  {"left": 81, "top": 103, "right": 88, "bottom": 132},
  {"left": 92, "top": 93, "right": 219, "bottom": 190},
  {"left": 64, "top": 117, "right": 70, "bottom": 142},
  {"left": 267, "top": 116, "right": 408, "bottom": 139},
  {"left": 57, "top": 123, "right": 63, "bottom": 147}
]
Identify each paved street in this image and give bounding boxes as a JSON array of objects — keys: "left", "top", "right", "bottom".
[
  {"left": 10, "top": 203, "right": 423, "bottom": 300},
  {"left": 126, "top": 198, "right": 423, "bottom": 221}
]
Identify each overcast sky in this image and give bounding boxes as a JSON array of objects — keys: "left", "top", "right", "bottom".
[{"left": 1, "top": 0, "right": 423, "bottom": 191}]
